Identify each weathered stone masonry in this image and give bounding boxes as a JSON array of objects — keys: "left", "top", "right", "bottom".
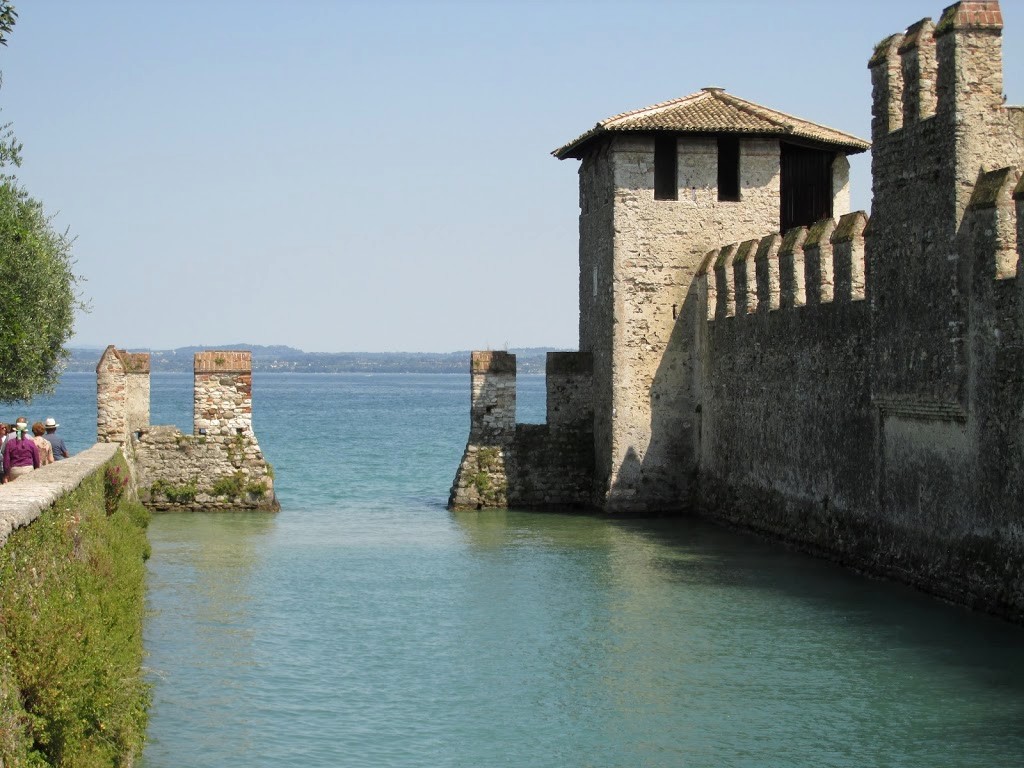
[
  {"left": 449, "top": 351, "right": 593, "bottom": 510},
  {"left": 97, "top": 346, "right": 277, "bottom": 511},
  {"left": 452, "top": 1, "right": 1024, "bottom": 621}
]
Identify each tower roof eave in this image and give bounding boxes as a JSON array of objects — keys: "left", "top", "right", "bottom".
[{"left": 552, "top": 87, "right": 870, "bottom": 160}]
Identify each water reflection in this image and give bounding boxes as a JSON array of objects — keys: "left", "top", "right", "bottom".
[
  {"left": 142, "top": 512, "right": 276, "bottom": 766},
  {"left": 451, "top": 509, "right": 1024, "bottom": 766}
]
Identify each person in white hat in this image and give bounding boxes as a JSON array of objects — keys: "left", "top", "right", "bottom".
[{"left": 43, "top": 417, "right": 69, "bottom": 460}]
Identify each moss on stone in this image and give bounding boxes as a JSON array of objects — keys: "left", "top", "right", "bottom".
[
  {"left": 832, "top": 211, "right": 868, "bottom": 243},
  {"left": 804, "top": 217, "right": 836, "bottom": 248},
  {"left": 754, "top": 234, "right": 780, "bottom": 262},
  {"left": 869, "top": 34, "right": 902, "bottom": 67},
  {"left": 733, "top": 239, "right": 758, "bottom": 265},
  {"left": 780, "top": 226, "right": 807, "bottom": 255}
]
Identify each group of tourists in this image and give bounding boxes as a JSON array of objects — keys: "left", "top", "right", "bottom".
[{"left": 0, "top": 417, "right": 69, "bottom": 483}]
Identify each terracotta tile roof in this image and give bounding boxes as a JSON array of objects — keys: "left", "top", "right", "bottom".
[{"left": 553, "top": 87, "right": 870, "bottom": 159}]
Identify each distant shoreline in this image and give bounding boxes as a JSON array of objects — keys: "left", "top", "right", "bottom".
[{"left": 64, "top": 346, "right": 560, "bottom": 375}]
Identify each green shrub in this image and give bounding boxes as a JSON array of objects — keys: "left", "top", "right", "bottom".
[
  {"left": 0, "top": 453, "right": 150, "bottom": 766},
  {"left": 149, "top": 478, "right": 197, "bottom": 505},
  {"left": 245, "top": 480, "right": 266, "bottom": 500},
  {"left": 210, "top": 471, "right": 245, "bottom": 500}
]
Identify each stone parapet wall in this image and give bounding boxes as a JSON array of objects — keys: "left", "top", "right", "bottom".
[
  {"left": 693, "top": 162, "right": 1024, "bottom": 618},
  {"left": 697, "top": 212, "right": 868, "bottom": 323},
  {"left": 0, "top": 443, "right": 119, "bottom": 548},
  {"left": 507, "top": 423, "right": 594, "bottom": 507},
  {"left": 869, "top": 1, "right": 1023, "bottom": 409},
  {"left": 546, "top": 352, "right": 593, "bottom": 427},
  {"left": 690, "top": 19, "right": 1024, "bottom": 617}
]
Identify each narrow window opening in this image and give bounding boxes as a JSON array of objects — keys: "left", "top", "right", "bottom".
[
  {"left": 718, "top": 136, "right": 740, "bottom": 201},
  {"left": 654, "top": 135, "right": 678, "bottom": 200}
]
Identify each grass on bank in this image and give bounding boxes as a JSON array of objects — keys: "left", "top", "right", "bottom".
[{"left": 0, "top": 451, "right": 151, "bottom": 767}]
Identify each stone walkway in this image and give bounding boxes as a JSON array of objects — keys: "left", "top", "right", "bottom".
[{"left": 0, "top": 443, "right": 118, "bottom": 548}]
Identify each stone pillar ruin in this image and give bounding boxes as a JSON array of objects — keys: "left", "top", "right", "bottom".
[
  {"left": 449, "top": 352, "right": 516, "bottom": 509},
  {"left": 468, "top": 351, "right": 516, "bottom": 440},
  {"left": 194, "top": 351, "right": 253, "bottom": 438},
  {"left": 96, "top": 345, "right": 128, "bottom": 443},
  {"left": 96, "top": 346, "right": 150, "bottom": 443}
]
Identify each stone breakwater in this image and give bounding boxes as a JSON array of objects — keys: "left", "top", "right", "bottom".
[
  {"left": 0, "top": 442, "right": 119, "bottom": 548},
  {"left": 98, "top": 346, "right": 278, "bottom": 512}
]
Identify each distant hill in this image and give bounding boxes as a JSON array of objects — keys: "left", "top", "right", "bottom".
[{"left": 64, "top": 345, "right": 561, "bottom": 374}]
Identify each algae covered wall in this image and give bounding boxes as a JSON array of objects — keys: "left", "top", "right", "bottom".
[{"left": 696, "top": 217, "right": 876, "bottom": 569}]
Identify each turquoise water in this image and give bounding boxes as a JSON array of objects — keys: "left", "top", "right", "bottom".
[{"left": 21, "top": 373, "right": 1024, "bottom": 767}]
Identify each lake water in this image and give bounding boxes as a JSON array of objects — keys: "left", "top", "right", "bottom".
[{"left": 17, "top": 372, "right": 1024, "bottom": 767}]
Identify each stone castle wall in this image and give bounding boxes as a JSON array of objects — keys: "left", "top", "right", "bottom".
[
  {"left": 451, "top": 0, "right": 1024, "bottom": 620},
  {"left": 694, "top": 169, "right": 1024, "bottom": 620},
  {"left": 97, "top": 347, "right": 277, "bottom": 511},
  {"left": 691, "top": 32, "right": 1024, "bottom": 617}
]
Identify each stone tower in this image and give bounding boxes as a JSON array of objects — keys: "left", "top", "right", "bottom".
[{"left": 553, "top": 88, "right": 869, "bottom": 512}]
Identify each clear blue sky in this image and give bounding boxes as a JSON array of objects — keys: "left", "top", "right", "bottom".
[{"left": 3, "top": 1, "right": 1022, "bottom": 352}]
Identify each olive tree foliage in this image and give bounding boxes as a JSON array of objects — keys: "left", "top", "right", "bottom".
[
  {"left": 0, "top": 2, "right": 85, "bottom": 403},
  {"left": 0, "top": 185, "right": 80, "bottom": 402},
  {"left": 0, "top": 2, "right": 14, "bottom": 48}
]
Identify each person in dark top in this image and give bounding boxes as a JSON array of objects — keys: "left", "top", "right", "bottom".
[
  {"left": 43, "top": 417, "right": 69, "bottom": 460},
  {"left": 3, "top": 418, "right": 39, "bottom": 481}
]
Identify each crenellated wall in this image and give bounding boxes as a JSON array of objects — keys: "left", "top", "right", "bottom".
[
  {"left": 449, "top": 351, "right": 594, "bottom": 510},
  {"left": 868, "top": 2, "right": 1023, "bottom": 411},
  {"left": 97, "top": 347, "right": 278, "bottom": 511},
  {"left": 694, "top": 154, "right": 1024, "bottom": 619},
  {"left": 696, "top": 214, "right": 874, "bottom": 557}
]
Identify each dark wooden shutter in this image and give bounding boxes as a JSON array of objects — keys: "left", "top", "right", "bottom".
[{"left": 780, "top": 143, "right": 834, "bottom": 232}]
